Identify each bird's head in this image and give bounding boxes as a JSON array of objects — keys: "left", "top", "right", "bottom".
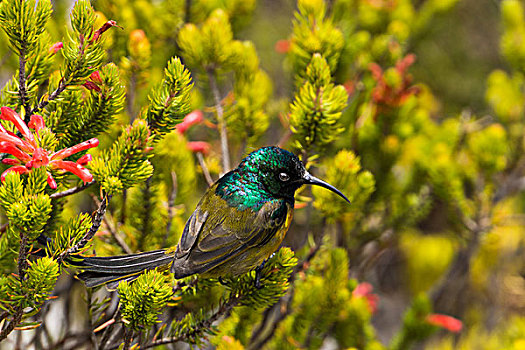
[{"left": 237, "top": 146, "right": 350, "bottom": 203}]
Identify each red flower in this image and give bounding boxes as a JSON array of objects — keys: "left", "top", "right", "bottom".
[
  {"left": 369, "top": 53, "right": 420, "bottom": 112},
  {"left": 353, "top": 282, "right": 379, "bottom": 313},
  {"left": 89, "top": 71, "right": 103, "bottom": 84},
  {"left": 0, "top": 107, "right": 98, "bottom": 189},
  {"left": 92, "top": 20, "right": 120, "bottom": 42},
  {"left": 275, "top": 39, "right": 290, "bottom": 54},
  {"left": 83, "top": 70, "right": 103, "bottom": 92},
  {"left": 176, "top": 110, "right": 204, "bottom": 134},
  {"left": 426, "top": 314, "right": 463, "bottom": 333},
  {"left": 49, "top": 42, "right": 63, "bottom": 54},
  {"left": 187, "top": 141, "right": 210, "bottom": 155}
]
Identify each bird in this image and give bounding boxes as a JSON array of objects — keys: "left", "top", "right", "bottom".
[{"left": 72, "top": 146, "right": 350, "bottom": 288}]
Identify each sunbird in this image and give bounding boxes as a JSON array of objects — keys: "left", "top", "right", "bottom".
[{"left": 74, "top": 146, "right": 349, "bottom": 288}]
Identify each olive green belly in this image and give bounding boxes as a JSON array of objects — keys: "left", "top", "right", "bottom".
[{"left": 200, "top": 210, "right": 293, "bottom": 278}]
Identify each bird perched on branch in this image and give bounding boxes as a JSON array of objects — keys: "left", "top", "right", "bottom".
[{"left": 73, "top": 146, "right": 349, "bottom": 288}]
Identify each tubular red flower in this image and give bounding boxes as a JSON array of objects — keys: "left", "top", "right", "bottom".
[
  {"left": 83, "top": 81, "right": 101, "bottom": 92},
  {"left": 275, "top": 39, "right": 291, "bottom": 54},
  {"left": 426, "top": 314, "right": 463, "bottom": 333},
  {"left": 0, "top": 132, "right": 30, "bottom": 152},
  {"left": 0, "top": 106, "right": 97, "bottom": 188},
  {"left": 92, "top": 20, "right": 119, "bottom": 42},
  {"left": 176, "top": 110, "right": 204, "bottom": 134},
  {"left": 49, "top": 42, "right": 63, "bottom": 54},
  {"left": 76, "top": 154, "right": 92, "bottom": 165},
  {"left": 51, "top": 138, "right": 99, "bottom": 160},
  {"left": 28, "top": 115, "right": 45, "bottom": 132},
  {"left": 2, "top": 158, "right": 20, "bottom": 165},
  {"left": 0, "top": 107, "right": 34, "bottom": 144},
  {"left": 26, "top": 148, "right": 50, "bottom": 169},
  {"left": 46, "top": 172, "right": 57, "bottom": 189},
  {"left": 50, "top": 160, "right": 93, "bottom": 183},
  {"left": 353, "top": 282, "right": 379, "bottom": 313},
  {"left": 90, "top": 71, "right": 103, "bottom": 84},
  {"left": 187, "top": 141, "right": 211, "bottom": 155},
  {"left": 1, "top": 166, "right": 29, "bottom": 182},
  {"left": 0, "top": 142, "right": 31, "bottom": 162}
]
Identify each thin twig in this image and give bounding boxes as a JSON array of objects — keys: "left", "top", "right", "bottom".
[
  {"left": 50, "top": 181, "right": 95, "bottom": 199},
  {"left": 91, "top": 195, "right": 132, "bottom": 254},
  {"left": 184, "top": 0, "right": 192, "bottom": 23},
  {"left": 86, "top": 289, "right": 100, "bottom": 350},
  {"left": 122, "top": 328, "right": 133, "bottom": 350},
  {"left": 57, "top": 194, "right": 111, "bottom": 264},
  {"left": 248, "top": 245, "right": 320, "bottom": 349},
  {"left": 18, "top": 46, "right": 31, "bottom": 117},
  {"left": 137, "top": 295, "right": 241, "bottom": 350},
  {"left": 0, "top": 232, "right": 30, "bottom": 341},
  {"left": 41, "top": 332, "right": 92, "bottom": 350},
  {"left": 0, "top": 223, "right": 8, "bottom": 239},
  {"left": 137, "top": 178, "right": 152, "bottom": 251},
  {"left": 31, "top": 78, "right": 68, "bottom": 114},
  {"left": 99, "top": 305, "right": 121, "bottom": 350},
  {"left": 196, "top": 152, "right": 214, "bottom": 186},
  {"left": 163, "top": 172, "right": 178, "bottom": 246},
  {"left": 206, "top": 67, "right": 230, "bottom": 174}
]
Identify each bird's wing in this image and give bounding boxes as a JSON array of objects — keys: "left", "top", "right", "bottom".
[{"left": 173, "top": 191, "right": 289, "bottom": 276}]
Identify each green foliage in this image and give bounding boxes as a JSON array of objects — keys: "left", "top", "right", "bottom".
[
  {"left": 223, "top": 247, "right": 297, "bottom": 309},
  {"left": 467, "top": 124, "right": 509, "bottom": 176},
  {"left": 118, "top": 269, "right": 172, "bottom": 331},
  {"left": 1, "top": 0, "right": 525, "bottom": 348},
  {"left": 178, "top": 9, "right": 236, "bottom": 69},
  {"left": 61, "top": 0, "right": 106, "bottom": 84},
  {"left": 289, "top": 0, "right": 344, "bottom": 79},
  {"left": 313, "top": 149, "right": 375, "bottom": 221},
  {"left": 0, "top": 257, "right": 59, "bottom": 313},
  {"left": 399, "top": 230, "right": 456, "bottom": 294},
  {"left": 390, "top": 295, "right": 436, "bottom": 350},
  {"left": 269, "top": 247, "right": 379, "bottom": 349},
  {"left": 60, "top": 63, "right": 126, "bottom": 148},
  {"left": 486, "top": 70, "right": 524, "bottom": 123},
  {"left": 89, "top": 119, "right": 154, "bottom": 194},
  {"left": 289, "top": 54, "right": 348, "bottom": 152},
  {"left": 0, "top": 170, "right": 52, "bottom": 242},
  {"left": 0, "top": 0, "right": 52, "bottom": 55},
  {"left": 501, "top": 0, "right": 525, "bottom": 71},
  {"left": 226, "top": 69, "right": 272, "bottom": 144},
  {"left": 48, "top": 213, "right": 93, "bottom": 258},
  {"left": 145, "top": 57, "right": 193, "bottom": 141}
]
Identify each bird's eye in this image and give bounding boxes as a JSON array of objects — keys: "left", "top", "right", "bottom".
[{"left": 279, "top": 172, "right": 290, "bottom": 182}]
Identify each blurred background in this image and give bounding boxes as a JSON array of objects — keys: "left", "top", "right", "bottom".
[{"left": 1, "top": 0, "right": 525, "bottom": 348}]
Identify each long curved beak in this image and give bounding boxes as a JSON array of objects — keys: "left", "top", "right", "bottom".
[{"left": 303, "top": 172, "right": 350, "bottom": 204}]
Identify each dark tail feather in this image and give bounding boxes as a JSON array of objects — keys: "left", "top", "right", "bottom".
[{"left": 69, "top": 250, "right": 173, "bottom": 289}]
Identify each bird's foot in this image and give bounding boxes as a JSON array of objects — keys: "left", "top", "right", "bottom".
[{"left": 254, "top": 261, "right": 266, "bottom": 289}]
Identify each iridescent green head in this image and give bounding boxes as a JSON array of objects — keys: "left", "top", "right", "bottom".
[{"left": 216, "top": 146, "right": 349, "bottom": 209}]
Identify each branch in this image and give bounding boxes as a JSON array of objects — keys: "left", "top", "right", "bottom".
[
  {"left": 163, "top": 172, "right": 178, "bottom": 246},
  {"left": 248, "top": 245, "right": 320, "bottom": 349},
  {"left": 0, "top": 232, "right": 30, "bottom": 341},
  {"left": 18, "top": 45, "right": 31, "bottom": 117},
  {"left": 91, "top": 195, "right": 132, "bottom": 254},
  {"left": 184, "top": 0, "right": 192, "bottom": 23},
  {"left": 137, "top": 177, "right": 152, "bottom": 251},
  {"left": 122, "top": 328, "right": 133, "bottom": 350},
  {"left": 139, "top": 295, "right": 241, "bottom": 350},
  {"left": 57, "top": 194, "right": 111, "bottom": 264},
  {"left": 196, "top": 152, "right": 214, "bottom": 186},
  {"left": 50, "top": 181, "right": 95, "bottom": 199},
  {"left": 0, "top": 306, "right": 23, "bottom": 342},
  {"left": 206, "top": 68, "right": 230, "bottom": 174},
  {"left": 31, "top": 78, "right": 68, "bottom": 114}
]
